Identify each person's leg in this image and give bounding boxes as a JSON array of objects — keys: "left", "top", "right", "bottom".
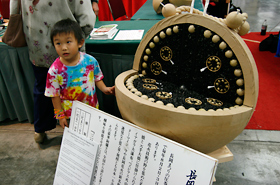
[{"left": 32, "top": 65, "right": 57, "bottom": 142}]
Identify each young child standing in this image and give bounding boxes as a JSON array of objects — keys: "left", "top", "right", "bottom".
[{"left": 45, "top": 19, "right": 115, "bottom": 129}]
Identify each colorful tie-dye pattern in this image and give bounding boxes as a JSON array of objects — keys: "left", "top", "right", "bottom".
[{"left": 45, "top": 52, "right": 104, "bottom": 118}]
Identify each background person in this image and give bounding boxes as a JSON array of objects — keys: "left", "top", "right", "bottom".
[
  {"left": 204, "top": 0, "right": 231, "bottom": 18},
  {"left": 92, "top": 0, "right": 99, "bottom": 16},
  {"left": 9, "top": 0, "right": 96, "bottom": 143}
]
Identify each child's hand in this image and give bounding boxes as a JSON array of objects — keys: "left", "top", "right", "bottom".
[
  {"left": 103, "top": 86, "right": 115, "bottom": 96},
  {"left": 96, "top": 81, "right": 115, "bottom": 96},
  {"left": 59, "top": 118, "right": 69, "bottom": 129}
]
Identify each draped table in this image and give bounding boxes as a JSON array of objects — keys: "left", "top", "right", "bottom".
[{"left": 0, "top": 20, "right": 159, "bottom": 122}]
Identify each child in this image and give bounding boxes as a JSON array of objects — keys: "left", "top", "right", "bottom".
[{"left": 45, "top": 19, "right": 115, "bottom": 129}]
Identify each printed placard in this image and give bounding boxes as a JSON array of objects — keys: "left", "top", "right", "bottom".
[{"left": 69, "top": 101, "right": 218, "bottom": 185}]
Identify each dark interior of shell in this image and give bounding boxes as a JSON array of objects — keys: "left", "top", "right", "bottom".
[{"left": 127, "top": 23, "right": 245, "bottom": 110}]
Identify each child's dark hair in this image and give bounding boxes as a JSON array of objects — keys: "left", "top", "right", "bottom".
[{"left": 50, "top": 18, "right": 84, "bottom": 46}]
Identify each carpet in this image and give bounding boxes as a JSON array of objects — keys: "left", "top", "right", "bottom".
[{"left": 241, "top": 32, "right": 280, "bottom": 130}]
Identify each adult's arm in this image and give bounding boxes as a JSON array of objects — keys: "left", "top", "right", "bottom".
[
  {"left": 9, "top": 0, "right": 18, "bottom": 15},
  {"left": 73, "top": 0, "right": 96, "bottom": 39}
]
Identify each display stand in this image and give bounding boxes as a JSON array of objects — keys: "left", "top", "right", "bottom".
[
  {"left": 207, "top": 145, "right": 234, "bottom": 182},
  {"left": 208, "top": 145, "right": 233, "bottom": 163}
]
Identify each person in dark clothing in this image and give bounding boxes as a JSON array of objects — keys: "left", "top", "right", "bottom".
[{"left": 205, "top": 0, "right": 231, "bottom": 18}]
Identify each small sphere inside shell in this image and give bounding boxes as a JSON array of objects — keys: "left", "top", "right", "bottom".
[
  {"left": 212, "top": 35, "right": 220, "bottom": 43},
  {"left": 204, "top": 30, "right": 212, "bottom": 38},
  {"left": 160, "top": 31, "right": 166, "bottom": 39},
  {"left": 156, "top": 101, "right": 164, "bottom": 105},
  {"left": 148, "top": 98, "right": 155, "bottom": 102},
  {"left": 146, "top": 48, "right": 151, "bottom": 55},
  {"left": 234, "top": 69, "right": 242, "bottom": 77},
  {"left": 173, "top": 26, "right": 179, "bottom": 33},
  {"left": 166, "top": 103, "right": 174, "bottom": 108},
  {"left": 153, "top": 36, "right": 160, "bottom": 43},
  {"left": 142, "top": 62, "right": 148, "bottom": 68},
  {"left": 230, "top": 59, "right": 238, "bottom": 67},
  {"left": 135, "top": 91, "right": 142, "bottom": 96},
  {"left": 177, "top": 106, "right": 185, "bottom": 109},
  {"left": 236, "top": 88, "right": 244, "bottom": 96},
  {"left": 225, "top": 50, "right": 233, "bottom": 58},
  {"left": 127, "top": 85, "right": 134, "bottom": 90},
  {"left": 143, "top": 55, "right": 149, "bottom": 61},
  {"left": 236, "top": 78, "right": 244, "bottom": 86},
  {"left": 149, "top": 42, "right": 155, "bottom": 48},
  {"left": 235, "top": 97, "right": 243, "bottom": 105},
  {"left": 219, "top": 42, "right": 227, "bottom": 50},
  {"left": 141, "top": 95, "right": 149, "bottom": 100},
  {"left": 131, "top": 88, "right": 137, "bottom": 92},
  {"left": 162, "top": 3, "right": 176, "bottom": 17},
  {"left": 188, "top": 25, "right": 195, "bottom": 33},
  {"left": 166, "top": 28, "right": 172, "bottom": 35}
]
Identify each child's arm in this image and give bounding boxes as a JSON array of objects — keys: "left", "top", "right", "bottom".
[
  {"left": 51, "top": 96, "right": 69, "bottom": 129},
  {"left": 96, "top": 80, "right": 115, "bottom": 96}
]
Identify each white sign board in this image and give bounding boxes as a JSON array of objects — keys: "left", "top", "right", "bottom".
[
  {"left": 53, "top": 127, "right": 99, "bottom": 185},
  {"left": 68, "top": 101, "right": 218, "bottom": 185}
]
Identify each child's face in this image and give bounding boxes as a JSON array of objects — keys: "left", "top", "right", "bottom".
[{"left": 53, "top": 32, "right": 84, "bottom": 66}]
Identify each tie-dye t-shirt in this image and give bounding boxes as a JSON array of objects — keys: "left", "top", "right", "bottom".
[{"left": 45, "top": 52, "right": 104, "bottom": 118}]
